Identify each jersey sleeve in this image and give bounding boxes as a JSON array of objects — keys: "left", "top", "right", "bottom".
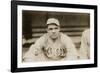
[
  {"left": 23, "top": 35, "right": 46, "bottom": 62},
  {"left": 61, "top": 34, "right": 78, "bottom": 60}
]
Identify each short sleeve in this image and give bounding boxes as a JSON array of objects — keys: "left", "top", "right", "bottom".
[
  {"left": 61, "top": 33, "right": 78, "bottom": 60},
  {"left": 23, "top": 35, "right": 46, "bottom": 62}
]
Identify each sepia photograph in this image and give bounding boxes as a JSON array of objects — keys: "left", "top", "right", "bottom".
[
  {"left": 22, "top": 11, "right": 90, "bottom": 62},
  {"left": 11, "top": 1, "right": 97, "bottom": 72}
]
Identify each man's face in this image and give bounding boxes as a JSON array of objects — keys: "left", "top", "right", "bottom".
[{"left": 47, "top": 24, "right": 60, "bottom": 39}]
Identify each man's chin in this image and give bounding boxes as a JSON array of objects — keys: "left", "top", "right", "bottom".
[{"left": 51, "top": 37, "right": 58, "bottom": 40}]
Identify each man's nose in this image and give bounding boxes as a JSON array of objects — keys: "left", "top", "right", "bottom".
[{"left": 52, "top": 29, "right": 56, "bottom": 33}]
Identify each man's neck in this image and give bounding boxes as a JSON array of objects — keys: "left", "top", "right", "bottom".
[{"left": 52, "top": 38, "right": 57, "bottom": 42}]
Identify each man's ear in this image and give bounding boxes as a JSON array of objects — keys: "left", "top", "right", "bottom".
[
  {"left": 58, "top": 26, "right": 60, "bottom": 31},
  {"left": 46, "top": 28, "right": 48, "bottom": 32}
]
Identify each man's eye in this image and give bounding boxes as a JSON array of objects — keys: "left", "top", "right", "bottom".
[
  {"left": 49, "top": 28, "right": 53, "bottom": 30},
  {"left": 55, "top": 27, "right": 58, "bottom": 29},
  {"left": 48, "top": 27, "right": 58, "bottom": 30}
]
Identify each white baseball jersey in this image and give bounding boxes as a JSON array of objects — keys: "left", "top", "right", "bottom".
[
  {"left": 23, "top": 33, "right": 78, "bottom": 62},
  {"left": 79, "top": 29, "right": 90, "bottom": 59}
]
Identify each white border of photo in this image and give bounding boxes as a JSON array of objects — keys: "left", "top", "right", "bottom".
[{"left": 17, "top": 5, "right": 94, "bottom": 68}]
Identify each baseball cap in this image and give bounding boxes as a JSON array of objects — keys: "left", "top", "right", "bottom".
[{"left": 46, "top": 18, "right": 60, "bottom": 26}]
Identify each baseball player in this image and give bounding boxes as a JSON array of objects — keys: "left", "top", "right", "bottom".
[
  {"left": 23, "top": 18, "right": 78, "bottom": 62},
  {"left": 79, "top": 29, "right": 90, "bottom": 59}
]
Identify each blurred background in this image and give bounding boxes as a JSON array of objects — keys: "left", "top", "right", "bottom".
[{"left": 22, "top": 10, "right": 90, "bottom": 59}]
